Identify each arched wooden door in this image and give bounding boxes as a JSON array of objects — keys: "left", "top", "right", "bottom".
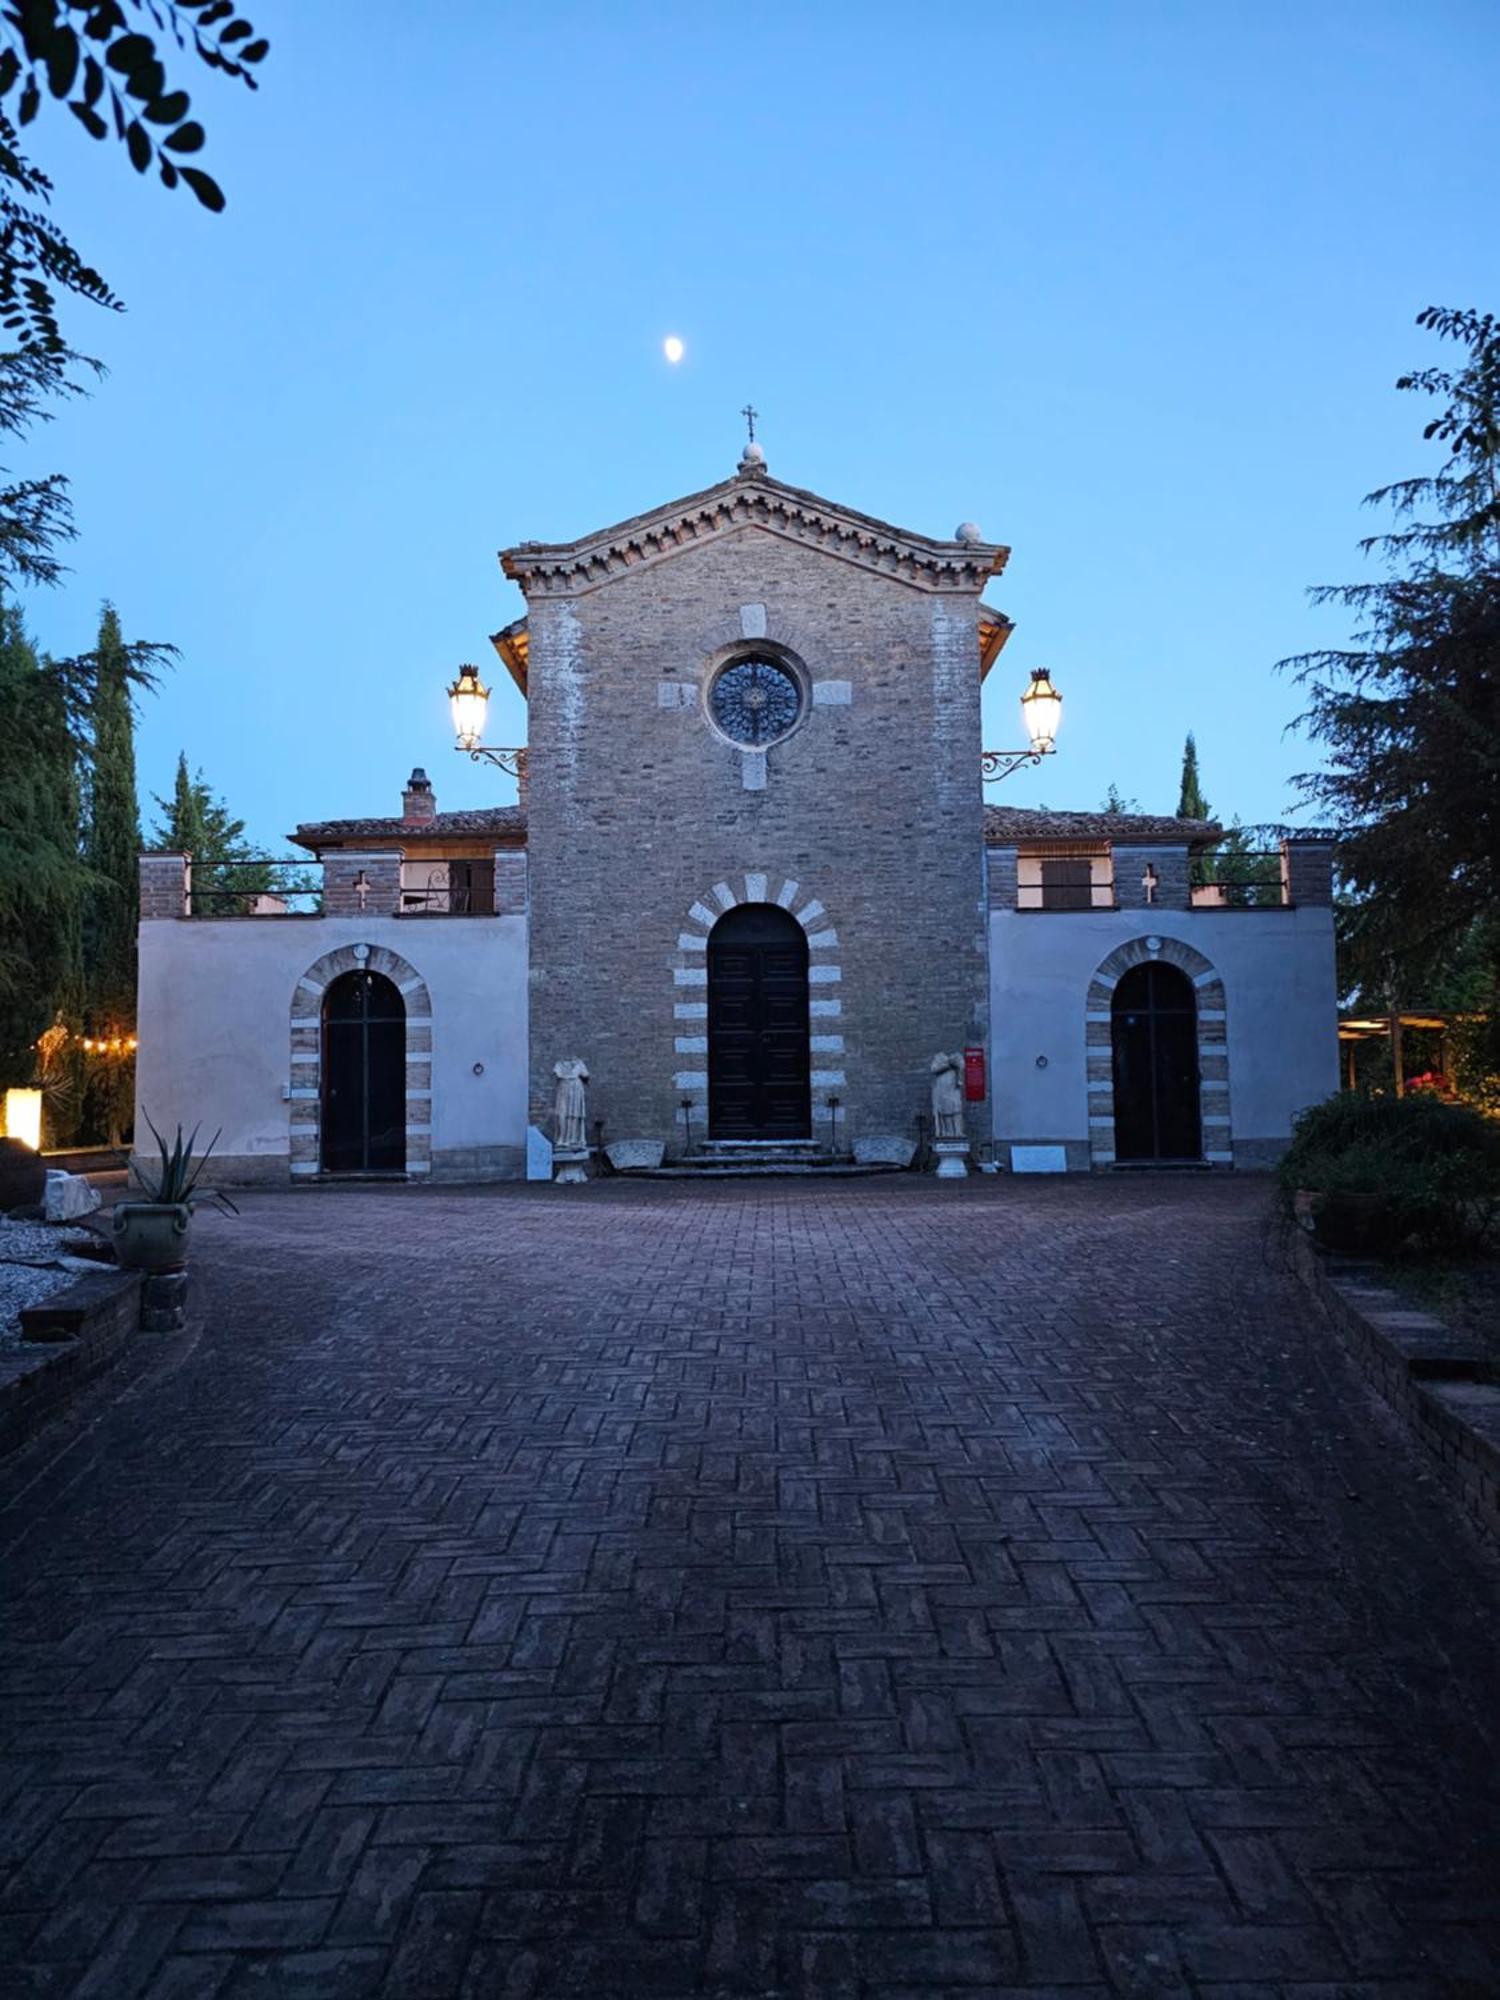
[
  {"left": 1110, "top": 962, "right": 1202, "bottom": 1162},
  {"left": 321, "top": 971, "right": 406, "bottom": 1173},
  {"left": 707, "top": 904, "right": 811, "bottom": 1140}
]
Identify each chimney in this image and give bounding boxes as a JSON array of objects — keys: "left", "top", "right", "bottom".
[{"left": 402, "top": 767, "right": 435, "bottom": 822}]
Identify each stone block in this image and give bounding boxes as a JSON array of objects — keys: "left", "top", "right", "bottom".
[
  {"left": 43, "top": 1171, "right": 101, "bottom": 1222},
  {"left": 606, "top": 1140, "right": 666, "bottom": 1171},
  {"left": 852, "top": 1136, "right": 916, "bottom": 1167},
  {"left": 140, "top": 1270, "right": 189, "bottom": 1334}
]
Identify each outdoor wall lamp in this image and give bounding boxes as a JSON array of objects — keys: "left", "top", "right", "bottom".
[
  {"left": 4, "top": 1087, "right": 42, "bottom": 1151},
  {"left": 446, "top": 664, "right": 525, "bottom": 777},
  {"left": 982, "top": 668, "right": 1064, "bottom": 784}
]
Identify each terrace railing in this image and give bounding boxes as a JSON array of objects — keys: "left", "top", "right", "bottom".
[
  {"left": 1189, "top": 852, "right": 1286, "bottom": 908},
  {"left": 188, "top": 860, "right": 324, "bottom": 917}
]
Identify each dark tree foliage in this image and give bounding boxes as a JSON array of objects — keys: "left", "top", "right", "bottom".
[
  {"left": 0, "top": 1, "right": 268, "bottom": 351},
  {"left": 0, "top": 595, "right": 81, "bottom": 1084},
  {"left": 1284, "top": 306, "right": 1500, "bottom": 1009},
  {"left": 1176, "top": 732, "right": 1209, "bottom": 820},
  {"left": 81, "top": 599, "right": 139, "bottom": 1035},
  {"left": 0, "top": 342, "right": 95, "bottom": 587},
  {"left": 152, "top": 747, "right": 275, "bottom": 909}
]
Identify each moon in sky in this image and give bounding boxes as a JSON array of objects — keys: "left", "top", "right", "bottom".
[{"left": 663, "top": 335, "right": 685, "bottom": 364}]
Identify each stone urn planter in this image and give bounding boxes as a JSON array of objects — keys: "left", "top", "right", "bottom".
[
  {"left": 115, "top": 1113, "right": 231, "bottom": 1272},
  {"left": 112, "top": 1201, "right": 191, "bottom": 1273},
  {"left": 1305, "top": 1190, "right": 1392, "bottom": 1256}
]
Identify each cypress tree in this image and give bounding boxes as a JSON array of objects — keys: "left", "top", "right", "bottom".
[
  {"left": 151, "top": 754, "right": 275, "bottom": 912},
  {"left": 0, "top": 600, "right": 86, "bottom": 1101},
  {"left": 1177, "top": 733, "right": 1211, "bottom": 820},
  {"left": 81, "top": 604, "right": 140, "bottom": 1145},
  {"left": 155, "top": 751, "right": 210, "bottom": 862},
  {"left": 82, "top": 603, "right": 140, "bottom": 1034}
]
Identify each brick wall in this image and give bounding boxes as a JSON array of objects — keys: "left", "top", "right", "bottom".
[
  {"left": 323, "top": 851, "right": 402, "bottom": 917},
  {"left": 139, "top": 852, "right": 189, "bottom": 921},
  {"left": 494, "top": 850, "right": 528, "bottom": 917},
  {"left": 1281, "top": 839, "right": 1334, "bottom": 907},
  {"left": 1115, "top": 844, "right": 1192, "bottom": 911},
  {"left": 522, "top": 523, "right": 993, "bottom": 1149}
]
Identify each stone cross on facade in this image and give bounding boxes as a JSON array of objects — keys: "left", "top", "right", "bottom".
[
  {"left": 353, "top": 870, "right": 371, "bottom": 913},
  {"left": 1141, "top": 863, "right": 1158, "bottom": 906}
]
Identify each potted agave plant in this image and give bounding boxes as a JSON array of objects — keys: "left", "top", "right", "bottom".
[{"left": 112, "top": 1114, "right": 226, "bottom": 1273}]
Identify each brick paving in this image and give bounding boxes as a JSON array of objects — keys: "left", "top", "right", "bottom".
[{"left": 2, "top": 1174, "right": 1499, "bottom": 1998}]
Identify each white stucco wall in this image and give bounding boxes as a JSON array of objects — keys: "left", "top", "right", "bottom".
[
  {"left": 136, "top": 915, "right": 528, "bottom": 1182},
  {"left": 989, "top": 905, "right": 1339, "bottom": 1166}
]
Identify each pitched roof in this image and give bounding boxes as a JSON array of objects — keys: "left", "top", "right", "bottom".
[
  {"left": 984, "top": 807, "right": 1222, "bottom": 847},
  {"left": 289, "top": 806, "right": 526, "bottom": 851},
  {"left": 499, "top": 458, "right": 1009, "bottom": 605}
]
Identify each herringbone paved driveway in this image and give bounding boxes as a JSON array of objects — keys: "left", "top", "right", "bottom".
[{"left": 2, "top": 1177, "right": 1499, "bottom": 1998}]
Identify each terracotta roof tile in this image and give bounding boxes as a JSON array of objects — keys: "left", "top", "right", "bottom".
[
  {"left": 290, "top": 806, "right": 526, "bottom": 850},
  {"left": 984, "top": 807, "right": 1221, "bottom": 845}
]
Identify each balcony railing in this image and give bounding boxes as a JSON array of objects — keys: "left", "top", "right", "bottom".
[
  {"left": 1189, "top": 852, "right": 1286, "bottom": 908},
  {"left": 188, "top": 861, "right": 323, "bottom": 917}
]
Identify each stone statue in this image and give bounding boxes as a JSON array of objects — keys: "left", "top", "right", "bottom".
[
  {"left": 552, "top": 1059, "right": 590, "bottom": 1152},
  {"left": 929, "top": 1051, "right": 965, "bottom": 1139}
]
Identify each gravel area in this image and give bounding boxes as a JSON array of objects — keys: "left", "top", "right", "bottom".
[{"left": 0, "top": 1218, "right": 103, "bottom": 1345}]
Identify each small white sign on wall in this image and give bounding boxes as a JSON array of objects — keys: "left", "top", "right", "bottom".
[{"left": 1011, "top": 1144, "right": 1068, "bottom": 1174}]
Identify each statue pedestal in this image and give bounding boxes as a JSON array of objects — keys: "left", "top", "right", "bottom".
[
  {"left": 933, "top": 1139, "right": 971, "bottom": 1180},
  {"left": 553, "top": 1148, "right": 590, "bottom": 1186}
]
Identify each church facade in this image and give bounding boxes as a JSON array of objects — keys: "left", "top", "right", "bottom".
[{"left": 135, "top": 450, "right": 1339, "bottom": 1181}]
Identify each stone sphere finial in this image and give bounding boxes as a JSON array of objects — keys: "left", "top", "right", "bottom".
[
  {"left": 955, "top": 521, "right": 983, "bottom": 545},
  {"left": 738, "top": 440, "right": 766, "bottom": 473}
]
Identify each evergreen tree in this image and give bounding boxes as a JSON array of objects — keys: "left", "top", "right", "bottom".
[
  {"left": 0, "top": 600, "right": 84, "bottom": 1096},
  {"left": 154, "top": 751, "right": 210, "bottom": 861},
  {"left": 1176, "top": 733, "right": 1211, "bottom": 819},
  {"left": 151, "top": 753, "right": 277, "bottom": 912},
  {"left": 1286, "top": 305, "right": 1500, "bottom": 1004},
  {"left": 1099, "top": 783, "right": 1140, "bottom": 812},
  {"left": 82, "top": 604, "right": 139, "bottom": 1031},
  {"left": 81, "top": 604, "right": 141, "bottom": 1143}
]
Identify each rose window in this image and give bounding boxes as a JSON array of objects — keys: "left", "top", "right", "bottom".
[{"left": 709, "top": 656, "right": 802, "bottom": 746}]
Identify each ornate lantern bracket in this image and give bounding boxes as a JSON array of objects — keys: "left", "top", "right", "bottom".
[{"left": 983, "top": 668, "right": 1063, "bottom": 785}]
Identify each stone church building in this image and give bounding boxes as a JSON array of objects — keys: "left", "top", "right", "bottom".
[{"left": 135, "top": 447, "right": 1338, "bottom": 1181}]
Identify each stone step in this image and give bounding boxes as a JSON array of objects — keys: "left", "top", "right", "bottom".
[
  {"left": 681, "top": 1151, "right": 841, "bottom": 1168},
  {"left": 697, "top": 1141, "right": 825, "bottom": 1155},
  {"left": 644, "top": 1161, "right": 899, "bottom": 1179}
]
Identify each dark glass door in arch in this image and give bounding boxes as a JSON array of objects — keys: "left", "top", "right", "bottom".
[
  {"left": 1110, "top": 961, "right": 1202, "bottom": 1162},
  {"left": 320, "top": 971, "right": 406, "bottom": 1173},
  {"left": 707, "top": 904, "right": 811, "bottom": 1140}
]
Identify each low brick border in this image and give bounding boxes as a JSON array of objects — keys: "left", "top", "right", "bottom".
[
  {"left": 1288, "top": 1224, "right": 1500, "bottom": 1541},
  {"left": 0, "top": 1270, "right": 143, "bottom": 1458}
]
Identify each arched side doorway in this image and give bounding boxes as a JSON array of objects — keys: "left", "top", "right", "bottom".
[
  {"left": 288, "top": 943, "right": 433, "bottom": 1179},
  {"left": 321, "top": 971, "right": 407, "bottom": 1173},
  {"left": 1110, "top": 961, "right": 1202, "bottom": 1162},
  {"left": 1087, "top": 937, "right": 1231, "bottom": 1167},
  {"left": 708, "top": 903, "right": 811, "bottom": 1139}
]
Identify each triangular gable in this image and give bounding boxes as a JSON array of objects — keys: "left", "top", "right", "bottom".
[{"left": 499, "top": 459, "right": 1009, "bottom": 603}]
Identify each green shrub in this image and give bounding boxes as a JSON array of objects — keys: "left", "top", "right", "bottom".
[{"left": 1279, "top": 1092, "right": 1500, "bottom": 1254}]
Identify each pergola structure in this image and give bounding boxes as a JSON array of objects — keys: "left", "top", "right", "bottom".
[{"left": 1338, "top": 1011, "right": 1465, "bottom": 1094}]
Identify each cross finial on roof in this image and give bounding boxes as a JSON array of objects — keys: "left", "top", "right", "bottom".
[{"left": 741, "top": 403, "right": 758, "bottom": 444}]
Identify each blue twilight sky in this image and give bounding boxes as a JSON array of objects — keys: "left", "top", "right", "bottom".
[{"left": 14, "top": 0, "right": 1500, "bottom": 846}]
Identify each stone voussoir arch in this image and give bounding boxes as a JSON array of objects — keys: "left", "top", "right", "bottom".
[
  {"left": 286, "top": 942, "right": 434, "bottom": 1179},
  {"left": 1084, "top": 934, "right": 1232, "bottom": 1168},
  {"left": 669, "top": 871, "right": 846, "bottom": 1113}
]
